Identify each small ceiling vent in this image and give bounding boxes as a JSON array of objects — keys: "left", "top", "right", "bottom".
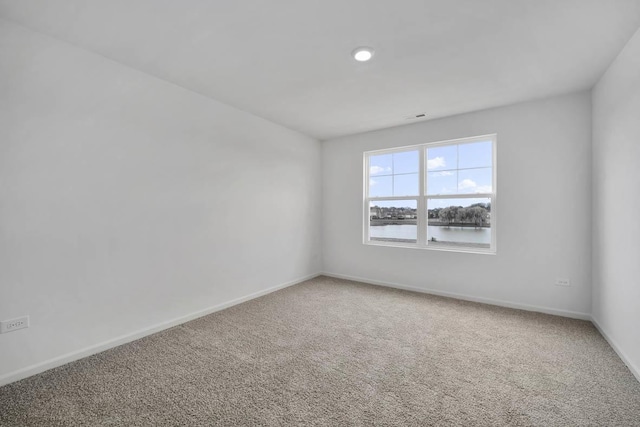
[{"left": 404, "top": 113, "right": 427, "bottom": 120}]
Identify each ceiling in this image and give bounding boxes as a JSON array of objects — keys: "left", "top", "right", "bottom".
[{"left": 1, "top": 1, "right": 640, "bottom": 140}]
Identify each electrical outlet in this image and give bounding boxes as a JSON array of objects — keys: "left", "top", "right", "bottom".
[
  {"left": 0, "top": 316, "right": 30, "bottom": 333},
  {"left": 555, "top": 278, "right": 571, "bottom": 287}
]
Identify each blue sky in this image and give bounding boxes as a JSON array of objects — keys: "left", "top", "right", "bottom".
[{"left": 369, "top": 141, "right": 492, "bottom": 200}]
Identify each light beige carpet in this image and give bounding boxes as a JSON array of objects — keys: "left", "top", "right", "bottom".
[{"left": 1, "top": 276, "right": 639, "bottom": 426}]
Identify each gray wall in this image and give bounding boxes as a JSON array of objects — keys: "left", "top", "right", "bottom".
[
  {"left": 0, "top": 19, "right": 322, "bottom": 383},
  {"left": 323, "top": 91, "right": 592, "bottom": 318},
  {"left": 592, "top": 27, "right": 640, "bottom": 380}
]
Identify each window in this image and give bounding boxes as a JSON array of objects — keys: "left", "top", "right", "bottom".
[{"left": 364, "top": 134, "right": 496, "bottom": 253}]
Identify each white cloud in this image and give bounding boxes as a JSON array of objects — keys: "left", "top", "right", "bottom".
[
  {"left": 427, "top": 156, "right": 446, "bottom": 169},
  {"left": 369, "top": 178, "right": 377, "bottom": 186},
  {"left": 431, "top": 171, "right": 453, "bottom": 177},
  {"left": 458, "top": 178, "right": 492, "bottom": 193},
  {"left": 370, "top": 165, "right": 391, "bottom": 175},
  {"left": 458, "top": 179, "right": 476, "bottom": 189},
  {"left": 475, "top": 185, "right": 492, "bottom": 193}
]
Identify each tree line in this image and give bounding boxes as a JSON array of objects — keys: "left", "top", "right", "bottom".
[{"left": 429, "top": 202, "right": 490, "bottom": 227}]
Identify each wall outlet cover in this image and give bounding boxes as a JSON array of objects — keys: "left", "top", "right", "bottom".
[{"left": 0, "top": 316, "right": 30, "bottom": 333}]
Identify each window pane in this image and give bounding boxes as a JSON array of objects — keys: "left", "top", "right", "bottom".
[
  {"left": 369, "top": 175, "right": 392, "bottom": 197},
  {"left": 458, "top": 168, "right": 492, "bottom": 194},
  {"left": 427, "top": 170, "right": 457, "bottom": 195},
  {"left": 393, "top": 150, "right": 419, "bottom": 174},
  {"left": 427, "top": 145, "right": 456, "bottom": 171},
  {"left": 370, "top": 200, "right": 417, "bottom": 243},
  {"left": 458, "top": 141, "right": 492, "bottom": 169},
  {"left": 370, "top": 154, "right": 392, "bottom": 176},
  {"left": 427, "top": 198, "right": 491, "bottom": 249},
  {"left": 394, "top": 173, "right": 419, "bottom": 196}
]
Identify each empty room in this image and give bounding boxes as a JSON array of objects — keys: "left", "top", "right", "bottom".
[{"left": 1, "top": 1, "right": 639, "bottom": 425}]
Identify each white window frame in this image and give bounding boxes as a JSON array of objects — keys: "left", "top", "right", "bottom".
[{"left": 363, "top": 134, "right": 497, "bottom": 254}]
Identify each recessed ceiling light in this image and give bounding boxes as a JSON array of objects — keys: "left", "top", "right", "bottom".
[{"left": 352, "top": 47, "right": 374, "bottom": 62}]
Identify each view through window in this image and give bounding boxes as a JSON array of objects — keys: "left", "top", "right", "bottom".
[{"left": 365, "top": 135, "right": 496, "bottom": 252}]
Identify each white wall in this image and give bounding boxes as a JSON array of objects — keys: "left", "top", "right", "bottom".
[
  {"left": 0, "top": 19, "right": 322, "bottom": 384},
  {"left": 323, "top": 91, "right": 592, "bottom": 317},
  {"left": 592, "top": 28, "right": 640, "bottom": 380}
]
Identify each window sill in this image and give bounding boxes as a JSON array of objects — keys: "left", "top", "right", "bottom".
[{"left": 363, "top": 240, "right": 496, "bottom": 255}]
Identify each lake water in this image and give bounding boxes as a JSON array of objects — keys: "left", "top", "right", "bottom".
[{"left": 370, "top": 224, "right": 490, "bottom": 244}]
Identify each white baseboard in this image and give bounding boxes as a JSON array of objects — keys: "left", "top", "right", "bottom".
[
  {"left": 321, "top": 272, "right": 591, "bottom": 320},
  {"left": 590, "top": 316, "right": 640, "bottom": 383},
  {"left": 0, "top": 272, "right": 320, "bottom": 387},
  {"left": 9, "top": 272, "right": 637, "bottom": 389}
]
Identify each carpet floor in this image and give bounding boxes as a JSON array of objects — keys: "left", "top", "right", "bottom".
[{"left": 1, "top": 276, "right": 639, "bottom": 426}]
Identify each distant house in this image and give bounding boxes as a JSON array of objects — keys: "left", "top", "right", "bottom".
[{"left": 370, "top": 206, "right": 382, "bottom": 220}]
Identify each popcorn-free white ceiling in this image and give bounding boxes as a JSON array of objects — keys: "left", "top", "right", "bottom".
[{"left": 1, "top": 0, "right": 639, "bottom": 140}]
